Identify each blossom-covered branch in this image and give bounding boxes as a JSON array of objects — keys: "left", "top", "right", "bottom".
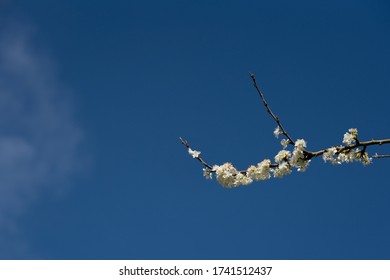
[
  {"left": 306, "top": 137, "right": 390, "bottom": 160},
  {"left": 180, "top": 74, "right": 389, "bottom": 188}
]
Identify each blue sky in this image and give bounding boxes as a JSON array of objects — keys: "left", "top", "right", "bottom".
[{"left": 0, "top": 0, "right": 389, "bottom": 259}]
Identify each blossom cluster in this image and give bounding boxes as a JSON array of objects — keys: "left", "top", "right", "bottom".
[
  {"left": 210, "top": 160, "right": 272, "bottom": 188},
  {"left": 186, "top": 127, "right": 374, "bottom": 188},
  {"left": 322, "top": 128, "right": 372, "bottom": 166},
  {"left": 204, "top": 136, "right": 309, "bottom": 187},
  {"left": 343, "top": 128, "right": 358, "bottom": 145},
  {"left": 322, "top": 147, "right": 371, "bottom": 165},
  {"left": 273, "top": 137, "right": 309, "bottom": 178},
  {"left": 187, "top": 128, "right": 311, "bottom": 187}
]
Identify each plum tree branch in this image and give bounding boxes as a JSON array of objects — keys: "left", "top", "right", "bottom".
[{"left": 180, "top": 73, "right": 389, "bottom": 187}]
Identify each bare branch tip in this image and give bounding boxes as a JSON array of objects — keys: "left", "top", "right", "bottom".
[{"left": 179, "top": 137, "right": 189, "bottom": 147}]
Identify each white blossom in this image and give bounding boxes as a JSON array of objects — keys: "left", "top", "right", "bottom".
[
  {"left": 214, "top": 162, "right": 238, "bottom": 188},
  {"left": 361, "top": 152, "right": 372, "bottom": 166},
  {"left": 290, "top": 139, "right": 310, "bottom": 172},
  {"left": 214, "top": 163, "right": 257, "bottom": 187},
  {"left": 290, "top": 150, "right": 309, "bottom": 172},
  {"left": 323, "top": 147, "right": 340, "bottom": 164},
  {"left": 294, "top": 139, "right": 307, "bottom": 149},
  {"left": 203, "top": 168, "right": 212, "bottom": 179},
  {"left": 234, "top": 173, "right": 253, "bottom": 186},
  {"left": 273, "top": 162, "right": 291, "bottom": 178},
  {"left": 343, "top": 128, "right": 358, "bottom": 145},
  {"left": 280, "top": 139, "right": 289, "bottom": 149},
  {"left": 337, "top": 150, "right": 357, "bottom": 163},
  {"left": 274, "top": 150, "right": 291, "bottom": 163},
  {"left": 247, "top": 159, "right": 271, "bottom": 181},
  {"left": 274, "top": 126, "right": 282, "bottom": 138},
  {"left": 188, "top": 148, "right": 200, "bottom": 158}
]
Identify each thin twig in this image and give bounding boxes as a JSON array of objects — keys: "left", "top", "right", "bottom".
[
  {"left": 179, "top": 137, "right": 213, "bottom": 170},
  {"left": 372, "top": 154, "right": 390, "bottom": 159},
  {"left": 180, "top": 136, "right": 279, "bottom": 174},
  {"left": 249, "top": 73, "right": 295, "bottom": 145}
]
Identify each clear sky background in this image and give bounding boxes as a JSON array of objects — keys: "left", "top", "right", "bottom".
[{"left": 0, "top": 0, "right": 389, "bottom": 259}]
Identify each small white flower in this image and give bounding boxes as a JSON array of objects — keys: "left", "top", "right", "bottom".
[
  {"left": 280, "top": 139, "right": 289, "bottom": 149},
  {"left": 349, "top": 128, "right": 358, "bottom": 135},
  {"left": 274, "top": 126, "right": 282, "bottom": 138},
  {"left": 203, "top": 168, "right": 212, "bottom": 179},
  {"left": 275, "top": 150, "right": 291, "bottom": 163},
  {"left": 342, "top": 128, "right": 358, "bottom": 145},
  {"left": 294, "top": 139, "right": 307, "bottom": 149},
  {"left": 361, "top": 152, "right": 372, "bottom": 166},
  {"left": 188, "top": 148, "right": 200, "bottom": 158}
]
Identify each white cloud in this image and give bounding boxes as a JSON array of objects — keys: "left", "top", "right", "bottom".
[{"left": 0, "top": 25, "right": 85, "bottom": 257}]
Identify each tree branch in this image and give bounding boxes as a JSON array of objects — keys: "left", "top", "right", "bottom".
[
  {"left": 306, "top": 139, "right": 390, "bottom": 159},
  {"left": 372, "top": 153, "right": 390, "bottom": 159},
  {"left": 180, "top": 73, "right": 389, "bottom": 187}
]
